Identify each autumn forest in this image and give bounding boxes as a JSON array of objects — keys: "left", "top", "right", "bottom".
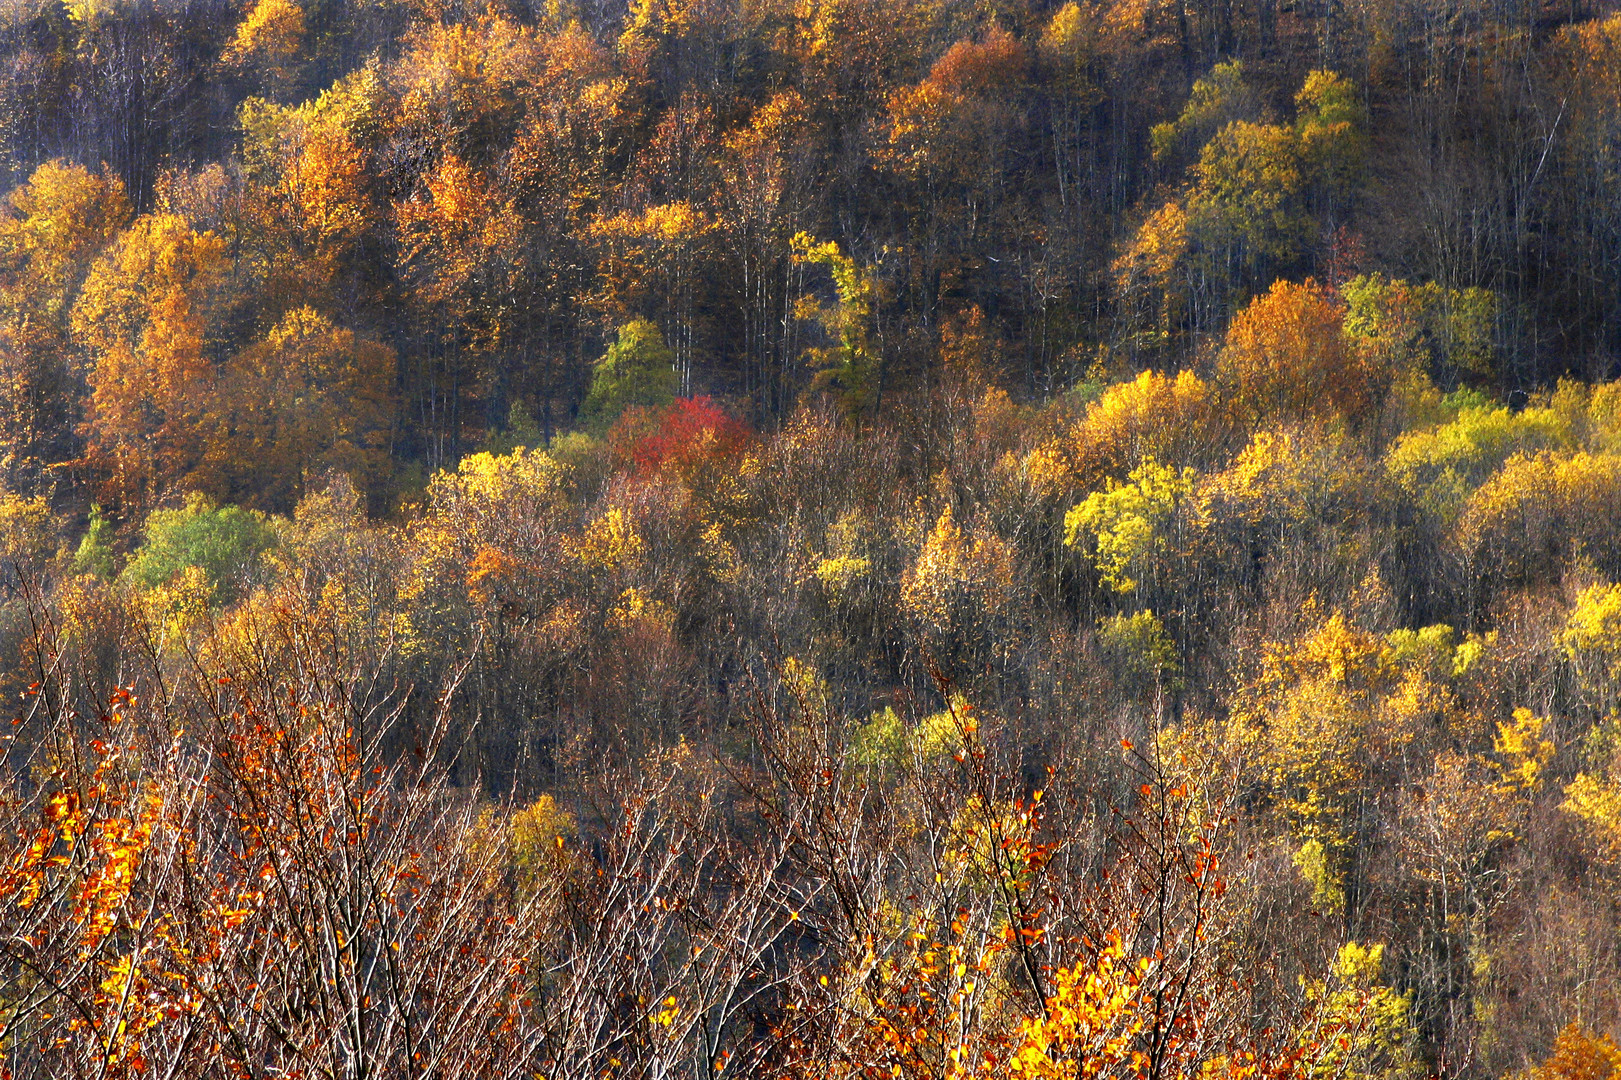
[{"left": 4, "top": 0, "right": 1621, "bottom": 1076}]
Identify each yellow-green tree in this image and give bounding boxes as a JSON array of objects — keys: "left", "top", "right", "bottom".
[
  {"left": 792, "top": 232, "right": 882, "bottom": 419},
  {"left": 1065, "top": 457, "right": 1198, "bottom": 596}
]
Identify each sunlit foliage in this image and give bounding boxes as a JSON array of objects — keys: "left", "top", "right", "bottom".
[{"left": 0, "top": 2, "right": 1617, "bottom": 1075}]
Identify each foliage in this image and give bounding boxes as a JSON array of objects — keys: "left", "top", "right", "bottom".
[
  {"left": 1456, "top": 451, "right": 1621, "bottom": 587},
  {"left": 1199, "top": 426, "right": 1365, "bottom": 538},
  {"left": 1150, "top": 61, "right": 1259, "bottom": 165},
  {"left": 624, "top": 395, "right": 752, "bottom": 478},
  {"left": 1142, "top": 68, "right": 1367, "bottom": 326},
  {"left": 1216, "top": 278, "right": 1372, "bottom": 428},
  {"left": 0, "top": 3, "right": 1619, "bottom": 1073},
  {"left": 1494, "top": 708, "right": 1555, "bottom": 794},
  {"left": 120, "top": 492, "right": 278, "bottom": 604},
  {"left": 582, "top": 318, "right": 678, "bottom": 428},
  {"left": 902, "top": 503, "right": 1014, "bottom": 640},
  {"left": 70, "top": 503, "right": 115, "bottom": 578},
  {"left": 792, "top": 233, "right": 881, "bottom": 419},
  {"left": 0, "top": 628, "right": 557, "bottom": 1078},
  {"left": 1095, "top": 609, "right": 1179, "bottom": 696},
  {"left": 1520, "top": 1024, "right": 1621, "bottom": 1080},
  {"left": 1563, "top": 583, "right": 1621, "bottom": 711},
  {"left": 208, "top": 307, "right": 397, "bottom": 511},
  {"left": 1385, "top": 402, "right": 1570, "bottom": 521},
  {"left": 1066, "top": 458, "right": 1197, "bottom": 594},
  {"left": 1342, "top": 273, "right": 1498, "bottom": 383},
  {"left": 72, "top": 213, "right": 228, "bottom": 506},
  {"left": 0, "top": 485, "right": 53, "bottom": 564},
  {"left": 1302, "top": 943, "right": 1419, "bottom": 1080},
  {"left": 1027, "top": 370, "right": 1224, "bottom": 496},
  {"left": 1293, "top": 70, "right": 1368, "bottom": 207}
]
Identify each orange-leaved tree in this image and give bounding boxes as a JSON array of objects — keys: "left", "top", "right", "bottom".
[
  {"left": 71, "top": 213, "right": 229, "bottom": 509},
  {"left": 759, "top": 671, "right": 1389, "bottom": 1080},
  {"left": 1217, "top": 279, "right": 1381, "bottom": 431}
]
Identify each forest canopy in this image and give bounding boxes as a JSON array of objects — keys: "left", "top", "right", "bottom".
[{"left": 3, "top": 0, "right": 1621, "bottom": 1077}]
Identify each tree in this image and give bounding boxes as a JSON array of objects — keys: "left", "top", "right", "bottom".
[
  {"left": 71, "top": 503, "right": 115, "bottom": 578},
  {"left": 581, "top": 318, "right": 678, "bottom": 429},
  {"left": 0, "top": 161, "right": 129, "bottom": 486},
  {"left": 589, "top": 200, "right": 716, "bottom": 395},
  {"left": 1522, "top": 1023, "right": 1621, "bottom": 1080},
  {"left": 1455, "top": 451, "right": 1621, "bottom": 592},
  {"left": 1124, "top": 69, "right": 1368, "bottom": 348},
  {"left": 793, "top": 232, "right": 883, "bottom": 419},
  {"left": 901, "top": 502, "right": 1015, "bottom": 654},
  {"left": 220, "top": 0, "right": 306, "bottom": 98},
  {"left": 1113, "top": 201, "right": 1192, "bottom": 359},
  {"left": 0, "top": 605, "right": 559, "bottom": 1079},
  {"left": 1563, "top": 583, "right": 1621, "bottom": 715},
  {"left": 121, "top": 491, "right": 278, "bottom": 605},
  {"left": 1384, "top": 398, "right": 1569, "bottom": 523},
  {"left": 72, "top": 212, "right": 228, "bottom": 508},
  {"left": 717, "top": 90, "right": 813, "bottom": 416},
  {"left": 1341, "top": 273, "right": 1497, "bottom": 387},
  {"left": 1216, "top": 278, "right": 1373, "bottom": 429},
  {"left": 875, "top": 26, "right": 1031, "bottom": 335},
  {"left": 1025, "top": 369, "right": 1229, "bottom": 498},
  {"left": 1150, "top": 60, "right": 1260, "bottom": 168},
  {"left": 1292, "top": 70, "right": 1366, "bottom": 230},
  {"left": 395, "top": 150, "right": 526, "bottom": 464},
  {"left": 1231, "top": 605, "right": 1397, "bottom": 921},
  {"left": 204, "top": 306, "right": 397, "bottom": 512},
  {"left": 401, "top": 444, "right": 574, "bottom": 641},
  {"left": 1066, "top": 457, "right": 1197, "bottom": 597},
  {"left": 621, "top": 395, "right": 751, "bottom": 480}
]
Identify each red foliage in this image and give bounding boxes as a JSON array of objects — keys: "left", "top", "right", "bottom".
[{"left": 620, "top": 396, "right": 752, "bottom": 478}]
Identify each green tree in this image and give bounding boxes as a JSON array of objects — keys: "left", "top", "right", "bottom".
[
  {"left": 1065, "top": 457, "right": 1198, "bottom": 595},
  {"left": 1095, "top": 609, "right": 1180, "bottom": 698},
  {"left": 71, "top": 504, "right": 116, "bottom": 579},
  {"left": 1150, "top": 60, "right": 1260, "bottom": 166},
  {"left": 1342, "top": 273, "right": 1498, "bottom": 385},
  {"left": 121, "top": 493, "right": 279, "bottom": 605},
  {"left": 580, "top": 319, "right": 678, "bottom": 429}
]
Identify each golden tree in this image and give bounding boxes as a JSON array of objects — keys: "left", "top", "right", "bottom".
[{"left": 72, "top": 213, "right": 228, "bottom": 507}]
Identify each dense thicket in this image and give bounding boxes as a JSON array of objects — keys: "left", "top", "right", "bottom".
[{"left": 4, "top": 0, "right": 1621, "bottom": 1077}]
